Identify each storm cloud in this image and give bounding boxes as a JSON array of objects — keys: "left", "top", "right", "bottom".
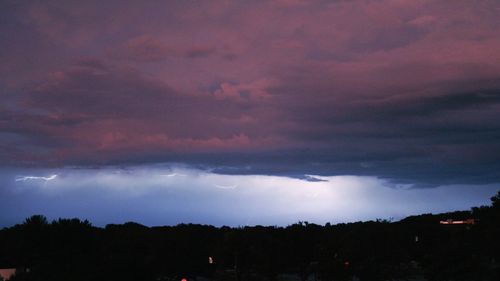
[{"left": 2, "top": 0, "right": 500, "bottom": 188}]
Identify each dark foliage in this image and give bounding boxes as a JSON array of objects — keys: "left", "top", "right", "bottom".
[{"left": 1, "top": 191, "right": 499, "bottom": 281}]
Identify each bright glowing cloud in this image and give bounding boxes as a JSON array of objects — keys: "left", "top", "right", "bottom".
[{"left": 0, "top": 165, "right": 497, "bottom": 227}]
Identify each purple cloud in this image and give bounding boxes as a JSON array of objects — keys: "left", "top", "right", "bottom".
[{"left": 1, "top": 0, "right": 500, "bottom": 186}]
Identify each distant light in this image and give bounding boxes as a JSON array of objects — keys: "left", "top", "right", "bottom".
[
  {"left": 181, "top": 278, "right": 187, "bottom": 281},
  {"left": 208, "top": 256, "right": 214, "bottom": 264},
  {"left": 439, "top": 219, "right": 476, "bottom": 225},
  {"left": 344, "top": 261, "right": 350, "bottom": 267},
  {"left": 0, "top": 268, "right": 17, "bottom": 280}
]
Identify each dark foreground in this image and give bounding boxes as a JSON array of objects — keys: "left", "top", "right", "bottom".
[{"left": 1, "top": 191, "right": 499, "bottom": 281}]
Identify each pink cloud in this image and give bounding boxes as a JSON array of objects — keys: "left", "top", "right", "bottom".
[{"left": 1, "top": 0, "right": 500, "bottom": 181}]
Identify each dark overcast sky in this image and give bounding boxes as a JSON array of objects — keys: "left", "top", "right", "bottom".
[{"left": 1, "top": 0, "right": 500, "bottom": 226}]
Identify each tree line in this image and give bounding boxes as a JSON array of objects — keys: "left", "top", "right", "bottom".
[{"left": 1, "top": 191, "right": 499, "bottom": 281}]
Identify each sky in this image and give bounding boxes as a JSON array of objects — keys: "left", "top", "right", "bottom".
[{"left": 1, "top": 0, "right": 500, "bottom": 227}]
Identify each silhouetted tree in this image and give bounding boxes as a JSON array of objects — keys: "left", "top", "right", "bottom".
[
  {"left": 22, "top": 215, "right": 48, "bottom": 228},
  {"left": 491, "top": 190, "right": 500, "bottom": 208}
]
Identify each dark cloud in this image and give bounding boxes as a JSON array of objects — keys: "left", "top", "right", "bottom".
[
  {"left": 1, "top": 0, "right": 500, "bottom": 187},
  {"left": 355, "top": 89, "right": 500, "bottom": 121},
  {"left": 110, "top": 36, "right": 217, "bottom": 62},
  {"left": 25, "top": 59, "right": 176, "bottom": 117},
  {"left": 184, "top": 46, "right": 217, "bottom": 58}
]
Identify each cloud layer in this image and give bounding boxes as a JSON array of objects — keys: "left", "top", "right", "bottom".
[
  {"left": 1, "top": 166, "right": 497, "bottom": 227},
  {"left": 2, "top": 0, "right": 500, "bottom": 185}
]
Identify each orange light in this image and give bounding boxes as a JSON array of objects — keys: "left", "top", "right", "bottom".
[{"left": 440, "top": 219, "right": 476, "bottom": 225}]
